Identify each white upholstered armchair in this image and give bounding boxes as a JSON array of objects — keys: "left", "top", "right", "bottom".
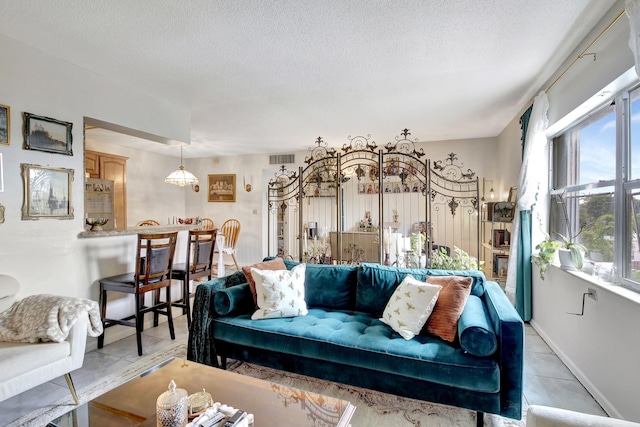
[{"left": 0, "top": 275, "right": 101, "bottom": 404}]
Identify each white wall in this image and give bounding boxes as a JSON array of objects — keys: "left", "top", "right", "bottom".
[
  {"left": 503, "top": 1, "right": 640, "bottom": 421},
  {"left": 0, "top": 34, "right": 191, "bottom": 345},
  {"left": 532, "top": 266, "right": 640, "bottom": 421}
]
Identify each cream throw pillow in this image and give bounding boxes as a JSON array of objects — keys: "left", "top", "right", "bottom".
[
  {"left": 251, "top": 263, "right": 308, "bottom": 320},
  {"left": 380, "top": 274, "right": 442, "bottom": 340}
]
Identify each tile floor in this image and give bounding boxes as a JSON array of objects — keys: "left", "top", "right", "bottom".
[{"left": 0, "top": 308, "right": 607, "bottom": 425}]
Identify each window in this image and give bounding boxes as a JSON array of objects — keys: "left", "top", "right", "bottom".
[{"left": 551, "top": 87, "right": 640, "bottom": 290}]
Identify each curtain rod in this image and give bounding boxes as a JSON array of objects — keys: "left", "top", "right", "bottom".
[{"left": 545, "top": 9, "right": 626, "bottom": 94}]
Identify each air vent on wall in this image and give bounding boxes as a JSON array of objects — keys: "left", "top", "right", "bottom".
[{"left": 270, "top": 154, "right": 295, "bottom": 165}]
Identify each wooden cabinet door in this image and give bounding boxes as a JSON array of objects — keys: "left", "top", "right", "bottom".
[
  {"left": 99, "top": 154, "right": 127, "bottom": 229},
  {"left": 85, "top": 151, "right": 100, "bottom": 178}
]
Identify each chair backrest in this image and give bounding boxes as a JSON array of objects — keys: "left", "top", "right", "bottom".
[
  {"left": 220, "top": 219, "right": 241, "bottom": 250},
  {"left": 139, "top": 219, "right": 160, "bottom": 226},
  {"left": 201, "top": 218, "right": 215, "bottom": 230},
  {"left": 136, "top": 232, "right": 177, "bottom": 291},
  {"left": 186, "top": 228, "right": 217, "bottom": 277}
]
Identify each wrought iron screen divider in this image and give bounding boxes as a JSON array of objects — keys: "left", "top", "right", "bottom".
[{"left": 267, "top": 130, "right": 479, "bottom": 269}]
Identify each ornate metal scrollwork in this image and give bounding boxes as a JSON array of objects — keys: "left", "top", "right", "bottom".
[
  {"left": 342, "top": 134, "right": 377, "bottom": 154},
  {"left": 432, "top": 153, "right": 476, "bottom": 181},
  {"left": 384, "top": 128, "right": 425, "bottom": 158},
  {"left": 305, "top": 136, "right": 336, "bottom": 164},
  {"left": 268, "top": 165, "right": 298, "bottom": 189}
]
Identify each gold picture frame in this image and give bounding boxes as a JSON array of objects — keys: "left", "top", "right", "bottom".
[
  {"left": 0, "top": 104, "right": 9, "bottom": 146},
  {"left": 208, "top": 174, "right": 236, "bottom": 202},
  {"left": 21, "top": 163, "right": 74, "bottom": 220}
]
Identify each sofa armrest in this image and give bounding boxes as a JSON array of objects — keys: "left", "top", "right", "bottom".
[
  {"left": 67, "top": 313, "right": 89, "bottom": 371},
  {"left": 188, "top": 271, "right": 248, "bottom": 366},
  {"left": 483, "top": 280, "right": 524, "bottom": 420}
]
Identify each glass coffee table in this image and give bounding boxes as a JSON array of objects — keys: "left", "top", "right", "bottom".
[{"left": 48, "top": 358, "right": 355, "bottom": 426}]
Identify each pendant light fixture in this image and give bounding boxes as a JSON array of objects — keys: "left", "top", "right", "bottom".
[{"left": 165, "top": 145, "right": 199, "bottom": 187}]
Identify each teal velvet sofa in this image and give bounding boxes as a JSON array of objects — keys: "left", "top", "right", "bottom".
[{"left": 188, "top": 261, "right": 524, "bottom": 425}]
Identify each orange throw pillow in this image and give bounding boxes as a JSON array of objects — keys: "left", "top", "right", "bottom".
[
  {"left": 241, "top": 258, "right": 287, "bottom": 306},
  {"left": 422, "top": 275, "right": 473, "bottom": 342}
]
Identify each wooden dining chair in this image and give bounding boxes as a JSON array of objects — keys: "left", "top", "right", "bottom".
[
  {"left": 139, "top": 219, "right": 160, "bottom": 226},
  {"left": 201, "top": 218, "right": 215, "bottom": 230},
  {"left": 97, "top": 232, "right": 178, "bottom": 356},
  {"left": 216, "top": 219, "right": 241, "bottom": 270},
  {"left": 171, "top": 228, "right": 217, "bottom": 327}
]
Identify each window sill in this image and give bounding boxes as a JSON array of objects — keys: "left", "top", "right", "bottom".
[{"left": 550, "top": 264, "right": 640, "bottom": 305}]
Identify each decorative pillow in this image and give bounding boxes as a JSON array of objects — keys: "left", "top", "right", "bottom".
[
  {"left": 251, "top": 263, "right": 308, "bottom": 320},
  {"left": 380, "top": 274, "right": 442, "bottom": 340},
  {"left": 241, "top": 257, "right": 287, "bottom": 306},
  {"left": 421, "top": 275, "right": 473, "bottom": 342}
]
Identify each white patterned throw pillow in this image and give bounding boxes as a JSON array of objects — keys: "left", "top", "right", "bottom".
[
  {"left": 380, "top": 274, "right": 442, "bottom": 340},
  {"left": 251, "top": 263, "right": 308, "bottom": 320}
]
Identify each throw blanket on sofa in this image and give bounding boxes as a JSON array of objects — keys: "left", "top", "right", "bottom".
[{"left": 0, "top": 294, "right": 103, "bottom": 343}]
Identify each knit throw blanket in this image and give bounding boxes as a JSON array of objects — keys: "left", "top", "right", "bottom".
[{"left": 0, "top": 294, "right": 103, "bottom": 343}]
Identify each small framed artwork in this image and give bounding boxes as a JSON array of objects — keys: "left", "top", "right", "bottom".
[
  {"left": 208, "top": 174, "right": 236, "bottom": 202},
  {"left": 0, "top": 104, "right": 9, "bottom": 145},
  {"left": 23, "top": 112, "right": 73, "bottom": 155},
  {"left": 494, "top": 254, "right": 509, "bottom": 276},
  {"left": 21, "top": 163, "right": 74, "bottom": 220},
  {"left": 358, "top": 182, "right": 380, "bottom": 194}
]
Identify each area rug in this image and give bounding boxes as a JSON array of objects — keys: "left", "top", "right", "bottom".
[
  {"left": 226, "top": 360, "right": 526, "bottom": 427},
  {"left": 11, "top": 346, "right": 526, "bottom": 426}
]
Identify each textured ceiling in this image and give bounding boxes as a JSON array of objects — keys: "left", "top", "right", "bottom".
[{"left": 0, "top": 0, "right": 617, "bottom": 158}]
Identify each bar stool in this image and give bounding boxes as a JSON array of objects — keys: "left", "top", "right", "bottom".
[
  {"left": 171, "top": 228, "right": 217, "bottom": 328},
  {"left": 97, "top": 232, "right": 178, "bottom": 356}
]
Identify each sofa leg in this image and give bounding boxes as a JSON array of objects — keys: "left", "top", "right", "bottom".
[
  {"left": 64, "top": 373, "right": 79, "bottom": 405},
  {"left": 476, "top": 411, "right": 484, "bottom": 427}
]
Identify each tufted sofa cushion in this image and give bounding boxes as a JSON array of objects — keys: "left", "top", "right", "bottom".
[{"left": 213, "top": 307, "right": 500, "bottom": 393}]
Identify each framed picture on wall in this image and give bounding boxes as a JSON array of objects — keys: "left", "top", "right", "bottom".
[
  {"left": 208, "top": 174, "right": 236, "bottom": 202},
  {"left": 0, "top": 104, "right": 9, "bottom": 145},
  {"left": 21, "top": 163, "right": 74, "bottom": 220},
  {"left": 23, "top": 112, "right": 73, "bottom": 155}
]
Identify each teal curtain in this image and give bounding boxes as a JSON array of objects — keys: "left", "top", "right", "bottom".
[
  {"left": 515, "top": 105, "right": 533, "bottom": 321},
  {"left": 515, "top": 210, "right": 532, "bottom": 320}
]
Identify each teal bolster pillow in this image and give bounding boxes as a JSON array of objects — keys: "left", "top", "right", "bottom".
[
  {"left": 458, "top": 295, "right": 497, "bottom": 357},
  {"left": 213, "top": 283, "right": 254, "bottom": 316}
]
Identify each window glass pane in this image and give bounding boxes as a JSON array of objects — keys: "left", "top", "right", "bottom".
[
  {"left": 627, "top": 189, "right": 640, "bottom": 282},
  {"left": 630, "top": 91, "right": 640, "bottom": 180},
  {"left": 575, "top": 193, "right": 615, "bottom": 263},
  {"left": 578, "top": 107, "right": 615, "bottom": 185}
]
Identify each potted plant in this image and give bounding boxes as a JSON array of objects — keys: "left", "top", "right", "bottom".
[
  {"left": 555, "top": 229, "right": 587, "bottom": 271},
  {"left": 532, "top": 194, "right": 588, "bottom": 279},
  {"left": 532, "top": 235, "right": 561, "bottom": 280}
]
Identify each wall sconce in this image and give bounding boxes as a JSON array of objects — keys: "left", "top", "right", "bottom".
[
  {"left": 244, "top": 176, "right": 252, "bottom": 192},
  {"left": 192, "top": 184, "right": 200, "bottom": 193},
  {"left": 482, "top": 178, "right": 495, "bottom": 203}
]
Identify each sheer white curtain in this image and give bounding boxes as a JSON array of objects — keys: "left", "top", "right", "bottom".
[
  {"left": 505, "top": 91, "right": 549, "bottom": 296},
  {"left": 627, "top": 0, "right": 640, "bottom": 78}
]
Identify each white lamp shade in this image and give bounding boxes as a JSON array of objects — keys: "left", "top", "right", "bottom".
[{"left": 165, "top": 166, "right": 199, "bottom": 187}]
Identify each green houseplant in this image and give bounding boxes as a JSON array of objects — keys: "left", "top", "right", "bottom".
[
  {"left": 532, "top": 235, "right": 561, "bottom": 280},
  {"left": 532, "top": 194, "right": 588, "bottom": 279}
]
